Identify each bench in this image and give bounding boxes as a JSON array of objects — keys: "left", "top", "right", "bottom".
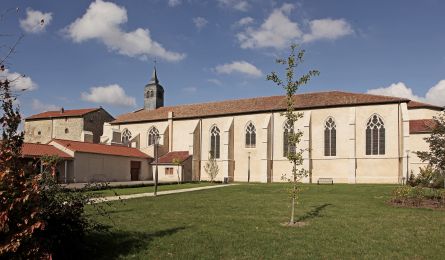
[{"left": 317, "top": 178, "right": 333, "bottom": 185}]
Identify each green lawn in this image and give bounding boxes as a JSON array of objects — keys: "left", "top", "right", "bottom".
[
  {"left": 84, "top": 184, "right": 445, "bottom": 259},
  {"left": 89, "top": 182, "right": 216, "bottom": 197}
]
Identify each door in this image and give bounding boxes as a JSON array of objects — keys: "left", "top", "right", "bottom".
[{"left": 130, "top": 161, "right": 141, "bottom": 181}]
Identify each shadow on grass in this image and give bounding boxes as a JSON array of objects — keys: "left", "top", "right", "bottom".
[
  {"left": 297, "top": 203, "right": 331, "bottom": 222},
  {"left": 80, "top": 226, "right": 187, "bottom": 259}
]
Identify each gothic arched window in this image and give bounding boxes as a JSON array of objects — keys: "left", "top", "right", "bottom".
[
  {"left": 245, "top": 122, "right": 256, "bottom": 148},
  {"left": 148, "top": 127, "right": 160, "bottom": 146},
  {"left": 366, "top": 114, "right": 385, "bottom": 155},
  {"left": 210, "top": 125, "right": 220, "bottom": 159},
  {"left": 324, "top": 117, "right": 336, "bottom": 156},
  {"left": 283, "top": 120, "right": 295, "bottom": 157},
  {"left": 122, "top": 129, "right": 132, "bottom": 145}
]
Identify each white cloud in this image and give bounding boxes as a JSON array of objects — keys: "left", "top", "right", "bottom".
[
  {"left": 214, "top": 61, "right": 262, "bottom": 77},
  {"left": 207, "top": 78, "right": 222, "bottom": 86},
  {"left": 182, "top": 87, "right": 198, "bottom": 93},
  {"left": 233, "top": 17, "right": 254, "bottom": 27},
  {"left": 0, "top": 69, "right": 38, "bottom": 91},
  {"left": 425, "top": 80, "right": 445, "bottom": 106},
  {"left": 237, "top": 4, "right": 301, "bottom": 49},
  {"left": 20, "top": 8, "right": 53, "bottom": 33},
  {"left": 367, "top": 81, "right": 445, "bottom": 106},
  {"left": 218, "top": 0, "right": 250, "bottom": 11},
  {"left": 31, "top": 99, "right": 59, "bottom": 112},
  {"left": 193, "top": 17, "right": 208, "bottom": 30},
  {"left": 237, "top": 4, "right": 353, "bottom": 49},
  {"left": 64, "top": 0, "right": 185, "bottom": 62},
  {"left": 81, "top": 84, "right": 136, "bottom": 107},
  {"left": 168, "top": 0, "right": 182, "bottom": 7},
  {"left": 302, "top": 18, "right": 354, "bottom": 43}
]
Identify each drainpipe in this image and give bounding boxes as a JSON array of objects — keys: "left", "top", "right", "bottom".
[
  {"left": 64, "top": 160, "right": 68, "bottom": 183},
  {"left": 168, "top": 111, "right": 174, "bottom": 152}
]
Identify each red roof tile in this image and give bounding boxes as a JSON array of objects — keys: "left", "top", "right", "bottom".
[
  {"left": 26, "top": 108, "right": 100, "bottom": 120},
  {"left": 112, "top": 91, "right": 409, "bottom": 124},
  {"left": 409, "top": 119, "right": 436, "bottom": 134},
  {"left": 408, "top": 101, "right": 443, "bottom": 110},
  {"left": 52, "top": 139, "right": 151, "bottom": 159},
  {"left": 157, "top": 151, "right": 190, "bottom": 164},
  {"left": 22, "top": 143, "right": 73, "bottom": 159}
]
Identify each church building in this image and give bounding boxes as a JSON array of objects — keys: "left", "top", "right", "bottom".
[{"left": 100, "top": 68, "right": 443, "bottom": 184}]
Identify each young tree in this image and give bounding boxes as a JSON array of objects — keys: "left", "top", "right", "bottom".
[
  {"left": 204, "top": 153, "right": 219, "bottom": 183},
  {"left": 267, "top": 44, "right": 319, "bottom": 224},
  {"left": 416, "top": 111, "right": 445, "bottom": 188},
  {"left": 172, "top": 158, "right": 181, "bottom": 184}
]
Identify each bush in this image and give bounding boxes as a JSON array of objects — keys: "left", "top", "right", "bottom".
[
  {"left": 391, "top": 186, "right": 445, "bottom": 208},
  {"left": 407, "top": 166, "right": 444, "bottom": 189}
]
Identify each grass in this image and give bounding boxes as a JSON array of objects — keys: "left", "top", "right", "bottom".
[
  {"left": 84, "top": 184, "right": 445, "bottom": 259},
  {"left": 89, "top": 182, "right": 217, "bottom": 197}
]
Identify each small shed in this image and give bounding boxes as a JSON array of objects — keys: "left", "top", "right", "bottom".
[
  {"left": 50, "top": 139, "right": 152, "bottom": 183},
  {"left": 21, "top": 143, "right": 74, "bottom": 183},
  {"left": 153, "top": 151, "right": 192, "bottom": 183}
]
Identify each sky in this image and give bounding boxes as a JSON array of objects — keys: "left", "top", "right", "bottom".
[{"left": 1, "top": 0, "right": 445, "bottom": 118}]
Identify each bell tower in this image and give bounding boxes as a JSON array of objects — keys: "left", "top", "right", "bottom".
[{"left": 144, "top": 66, "right": 164, "bottom": 110}]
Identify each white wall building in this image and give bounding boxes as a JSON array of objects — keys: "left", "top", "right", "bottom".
[{"left": 100, "top": 69, "right": 442, "bottom": 184}]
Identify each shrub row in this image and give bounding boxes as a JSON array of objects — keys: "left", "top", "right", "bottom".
[{"left": 391, "top": 186, "right": 445, "bottom": 208}]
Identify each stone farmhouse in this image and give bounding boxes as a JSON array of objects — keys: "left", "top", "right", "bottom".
[
  {"left": 24, "top": 107, "right": 114, "bottom": 144},
  {"left": 23, "top": 68, "right": 443, "bottom": 183}
]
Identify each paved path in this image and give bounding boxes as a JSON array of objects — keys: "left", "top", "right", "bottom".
[
  {"left": 90, "top": 184, "right": 237, "bottom": 204},
  {"left": 64, "top": 181, "right": 157, "bottom": 189}
]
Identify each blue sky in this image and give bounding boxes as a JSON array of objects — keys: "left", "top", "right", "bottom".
[{"left": 1, "top": 0, "right": 445, "bottom": 118}]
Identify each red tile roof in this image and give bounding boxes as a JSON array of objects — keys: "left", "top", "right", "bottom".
[
  {"left": 409, "top": 119, "right": 436, "bottom": 134},
  {"left": 112, "top": 91, "right": 409, "bottom": 124},
  {"left": 408, "top": 100, "right": 443, "bottom": 110},
  {"left": 22, "top": 143, "right": 73, "bottom": 159},
  {"left": 52, "top": 139, "right": 151, "bottom": 159},
  {"left": 25, "top": 108, "right": 101, "bottom": 120},
  {"left": 157, "top": 151, "right": 190, "bottom": 164}
]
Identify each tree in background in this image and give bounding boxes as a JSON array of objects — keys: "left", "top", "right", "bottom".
[
  {"left": 416, "top": 111, "right": 445, "bottom": 188},
  {"left": 267, "top": 44, "right": 319, "bottom": 225},
  {"left": 204, "top": 153, "right": 219, "bottom": 183},
  {"left": 172, "top": 158, "right": 182, "bottom": 184}
]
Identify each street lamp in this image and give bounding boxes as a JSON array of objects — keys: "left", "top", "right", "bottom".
[
  {"left": 154, "top": 135, "right": 160, "bottom": 196},
  {"left": 406, "top": 149, "right": 410, "bottom": 185}
]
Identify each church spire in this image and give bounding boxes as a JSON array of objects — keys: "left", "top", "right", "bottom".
[
  {"left": 149, "top": 66, "right": 159, "bottom": 85},
  {"left": 144, "top": 64, "right": 164, "bottom": 110}
]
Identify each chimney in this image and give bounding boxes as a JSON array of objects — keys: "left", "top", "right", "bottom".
[{"left": 61, "top": 107, "right": 64, "bottom": 114}]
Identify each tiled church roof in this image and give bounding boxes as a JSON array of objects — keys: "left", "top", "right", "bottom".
[
  {"left": 112, "top": 91, "right": 411, "bottom": 124},
  {"left": 26, "top": 108, "right": 101, "bottom": 120},
  {"left": 409, "top": 119, "right": 436, "bottom": 134},
  {"left": 157, "top": 151, "right": 191, "bottom": 164},
  {"left": 407, "top": 100, "right": 443, "bottom": 110},
  {"left": 52, "top": 139, "right": 151, "bottom": 159},
  {"left": 22, "top": 143, "right": 73, "bottom": 159}
]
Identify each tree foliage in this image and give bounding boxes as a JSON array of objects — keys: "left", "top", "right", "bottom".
[
  {"left": 204, "top": 153, "right": 219, "bottom": 183},
  {"left": 0, "top": 79, "right": 48, "bottom": 257},
  {"left": 267, "top": 44, "right": 319, "bottom": 224},
  {"left": 416, "top": 111, "right": 445, "bottom": 188}
]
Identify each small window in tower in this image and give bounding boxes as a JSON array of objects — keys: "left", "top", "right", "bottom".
[
  {"left": 65, "top": 128, "right": 69, "bottom": 134},
  {"left": 37, "top": 131, "right": 41, "bottom": 135},
  {"left": 149, "top": 90, "right": 154, "bottom": 98}
]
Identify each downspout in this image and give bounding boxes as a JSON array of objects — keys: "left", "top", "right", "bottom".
[
  {"left": 398, "top": 103, "right": 401, "bottom": 184},
  {"left": 270, "top": 112, "right": 274, "bottom": 182},
  {"left": 354, "top": 107, "right": 357, "bottom": 183},
  {"left": 64, "top": 160, "right": 68, "bottom": 184},
  {"left": 199, "top": 118, "right": 203, "bottom": 181}
]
